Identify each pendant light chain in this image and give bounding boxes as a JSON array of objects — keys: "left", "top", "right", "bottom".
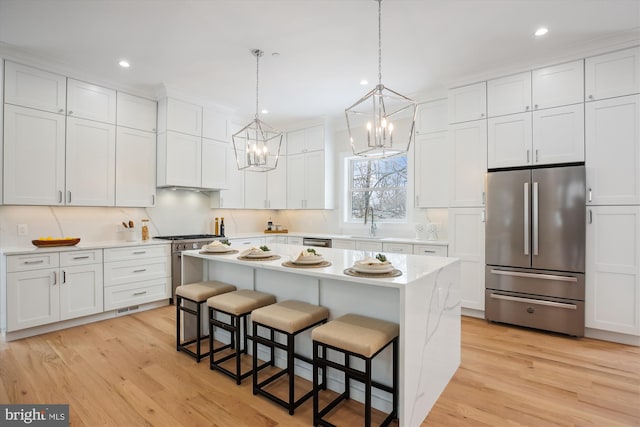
[
  {"left": 378, "top": 0, "right": 382, "bottom": 86},
  {"left": 254, "top": 49, "right": 261, "bottom": 119}
]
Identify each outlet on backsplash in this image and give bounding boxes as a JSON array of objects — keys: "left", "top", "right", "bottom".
[{"left": 17, "top": 224, "right": 28, "bottom": 236}]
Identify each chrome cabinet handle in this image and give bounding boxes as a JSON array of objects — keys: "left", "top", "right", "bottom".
[
  {"left": 482, "top": 191, "right": 486, "bottom": 205},
  {"left": 52, "top": 271, "right": 57, "bottom": 285},
  {"left": 133, "top": 291, "right": 147, "bottom": 296},
  {"left": 526, "top": 149, "right": 530, "bottom": 163},
  {"left": 67, "top": 191, "right": 72, "bottom": 203},
  {"left": 535, "top": 149, "right": 539, "bottom": 163},
  {"left": 423, "top": 250, "right": 436, "bottom": 253},
  {"left": 62, "top": 270, "right": 66, "bottom": 284},
  {"left": 133, "top": 268, "right": 147, "bottom": 273},
  {"left": 481, "top": 210, "right": 486, "bottom": 223},
  {"left": 68, "top": 110, "right": 73, "bottom": 115},
  {"left": 152, "top": 194, "right": 155, "bottom": 205},
  {"left": 480, "top": 113, "right": 485, "bottom": 118},
  {"left": 525, "top": 105, "right": 530, "bottom": 111},
  {"left": 534, "top": 104, "right": 539, "bottom": 109},
  {"left": 588, "top": 95, "right": 594, "bottom": 100},
  {"left": 58, "top": 108, "right": 65, "bottom": 113},
  {"left": 588, "top": 188, "right": 592, "bottom": 203},
  {"left": 24, "top": 260, "right": 44, "bottom": 265},
  {"left": 58, "top": 190, "right": 63, "bottom": 203},
  {"left": 524, "top": 182, "right": 529, "bottom": 256},
  {"left": 133, "top": 251, "right": 146, "bottom": 255},
  {"left": 532, "top": 182, "right": 539, "bottom": 256},
  {"left": 73, "top": 255, "right": 90, "bottom": 260},
  {"left": 589, "top": 209, "right": 593, "bottom": 224}
]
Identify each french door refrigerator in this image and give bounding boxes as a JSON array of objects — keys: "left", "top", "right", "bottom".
[{"left": 485, "top": 164, "right": 585, "bottom": 336}]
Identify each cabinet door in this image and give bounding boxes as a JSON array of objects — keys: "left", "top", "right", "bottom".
[
  {"left": 355, "top": 240, "right": 383, "bottom": 252},
  {"left": 202, "top": 108, "right": 228, "bottom": 141},
  {"left": 60, "top": 263, "right": 104, "bottom": 320},
  {"left": 332, "top": 239, "right": 356, "bottom": 250},
  {"left": 533, "top": 104, "right": 584, "bottom": 165},
  {"left": 244, "top": 170, "right": 268, "bottom": 209},
  {"left": 449, "top": 120, "right": 487, "bottom": 207},
  {"left": 161, "top": 131, "right": 202, "bottom": 187},
  {"left": 267, "top": 156, "right": 287, "bottom": 209},
  {"left": 448, "top": 208, "right": 485, "bottom": 310},
  {"left": 448, "top": 82, "right": 486, "bottom": 124},
  {"left": 586, "top": 206, "right": 640, "bottom": 335},
  {"left": 487, "top": 71, "right": 532, "bottom": 117},
  {"left": 586, "top": 95, "right": 640, "bottom": 205},
  {"left": 201, "top": 138, "right": 227, "bottom": 189},
  {"left": 66, "top": 117, "right": 116, "bottom": 206},
  {"left": 67, "top": 78, "right": 116, "bottom": 124},
  {"left": 304, "top": 151, "right": 326, "bottom": 209},
  {"left": 4, "top": 61, "right": 66, "bottom": 114},
  {"left": 7, "top": 268, "right": 60, "bottom": 331},
  {"left": 532, "top": 59, "right": 584, "bottom": 109},
  {"left": 3, "top": 104, "right": 66, "bottom": 205},
  {"left": 117, "top": 92, "right": 157, "bottom": 132},
  {"left": 115, "top": 127, "right": 156, "bottom": 207},
  {"left": 413, "top": 244, "right": 448, "bottom": 257},
  {"left": 415, "top": 131, "right": 449, "bottom": 207},
  {"left": 287, "top": 153, "right": 306, "bottom": 208},
  {"left": 487, "top": 112, "right": 532, "bottom": 168},
  {"left": 219, "top": 147, "right": 244, "bottom": 208},
  {"left": 165, "top": 98, "right": 202, "bottom": 136},
  {"left": 585, "top": 47, "right": 640, "bottom": 101},
  {"left": 286, "top": 128, "right": 306, "bottom": 155},
  {"left": 305, "top": 125, "right": 325, "bottom": 152},
  {"left": 382, "top": 242, "right": 412, "bottom": 254},
  {"left": 416, "top": 99, "right": 447, "bottom": 134}
]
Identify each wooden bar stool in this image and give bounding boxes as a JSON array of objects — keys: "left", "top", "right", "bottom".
[
  {"left": 251, "top": 300, "right": 329, "bottom": 415},
  {"left": 312, "top": 314, "right": 399, "bottom": 427},
  {"left": 207, "top": 289, "right": 277, "bottom": 384},
  {"left": 175, "top": 280, "right": 236, "bottom": 362}
]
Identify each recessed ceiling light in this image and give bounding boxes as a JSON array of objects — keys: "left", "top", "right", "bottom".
[
  {"left": 261, "top": 109, "right": 269, "bottom": 114},
  {"left": 534, "top": 27, "right": 548, "bottom": 37},
  {"left": 272, "top": 52, "right": 280, "bottom": 58},
  {"left": 360, "top": 79, "right": 368, "bottom": 85},
  {"left": 119, "top": 60, "right": 130, "bottom": 68}
]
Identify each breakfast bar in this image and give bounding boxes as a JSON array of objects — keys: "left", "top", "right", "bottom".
[{"left": 181, "top": 244, "right": 461, "bottom": 426}]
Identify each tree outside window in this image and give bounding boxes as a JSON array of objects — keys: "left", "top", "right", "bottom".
[{"left": 348, "top": 155, "right": 407, "bottom": 222}]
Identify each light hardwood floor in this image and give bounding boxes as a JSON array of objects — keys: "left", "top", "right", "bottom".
[{"left": 1, "top": 306, "right": 638, "bottom": 426}]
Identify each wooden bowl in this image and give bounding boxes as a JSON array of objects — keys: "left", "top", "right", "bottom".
[{"left": 32, "top": 238, "right": 81, "bottom": 248}]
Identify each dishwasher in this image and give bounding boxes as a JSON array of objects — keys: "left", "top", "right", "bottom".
[{"left": 302, "top": 237, "right": 332, "bottom": 248}]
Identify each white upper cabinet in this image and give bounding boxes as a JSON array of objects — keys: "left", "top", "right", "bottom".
[
  {"left": 586, "top": 47, "right": 640, "bottom": 101},
  {"left": 202, "top": 108, "right": 228, "bottom": 142},
  {"left": 286, "top": 124, "right": 324, "bottom": 155},
  {"left": 4, "top": 61, "right": 66, "bottom": 114},
  {"left": 267, "top": 158, "right": 287, "bottom": 209},
  {"left": 244, "top": 171, "right": 268, "bottom": 209},
  {"left": 415, "top": 131, "right": 449, "bottom": 208},
  {"left": 586, "top": 94, "right": 640, "bottom": 205},
  {"left": 219, "top": 147, "right": 245, "bottom": 208},
  {"left": 158, "top": 97, "right": 202, "bottom": 136},
  {"left": 116, "top": 92, "right": 157, "bottom": 132},
  {"left": 201, "top": 138, "right": 227, "bottom": 190},
  {"left": 416, "top": 98, "right": 447, "bottom": 134},
  {"left": 116, "top": 127, "right": 156, "bottom": 207},
  {"left": 3, "top": 105, "right": 66, "bottom": 205},
  {"left": 532, "top": 103, "right": 584, "bottom": 165},
  {"left": 65, "top": 117, "right": 116, "bottom": 206},
  {"left": 449, "top": 120, "right": 487, "bottom": 207},
  {"left": 487, "top": 71, "right": 532, "bottom": 117},
  {"left": 448, "top": 82, "right": 486, "bottom": 124},
  {"left": 156, "top": 131, "right": 202, "bottom": 188},
  {"left": 487, "top": 112, "right": 532, "bottom": 168},
  {"left": 532, "top": 59, "right": 584, "bottom": 109},
  {"left": 66, "top": 78, "right": 116, "bottom": 124}
]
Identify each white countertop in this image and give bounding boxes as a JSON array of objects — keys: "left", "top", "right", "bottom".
[
  {"left": 228, "top": 231, "right": 449, "bottom": 246},
  {"left": 182, "top": 243, "right": 457, "bottom": 289},
  {"left": 1, "top": 239, "right": 170, "bottom": 256}
]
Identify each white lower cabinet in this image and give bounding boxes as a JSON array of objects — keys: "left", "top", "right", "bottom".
[
  {"left": 449, "top": 207, "right": 486, "bottom": 310},
  {"left": 332, "top": 239, "right": 356, "bottom": 250},
  {"left": 6, "top": 250, "right": 103, "bottom": 331},
  {"left": 586, "top": 206, "right": 640, "bottom": 336},
  {"left": 355, "top": 240, "right": 383, "bottom": 252},
  {"left": 103, "top": 245, "right": 171, "bottom": 311},
  {"left": 227, "top": 237, "right": 266, "bottom": 247},
  {"left": 287, "top": 236, "right": 303, "bottom": 245},
  {"left": 265, "top": 235, "right": 288, "bottom": 244},
  {"left": 382, "top": 242, "right": 412, "bottom": 254},
  {"left": 413, "top": 244, "right": 448, "bottom": 257}
]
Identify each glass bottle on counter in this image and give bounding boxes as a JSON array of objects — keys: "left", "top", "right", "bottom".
[
  {"left": 220, "top": 217, "right": 225, "bottom": 237},
  {"left": 214, "top": 217, "right": 219, "bottom": 235},
  {"left": 141, "top": 219, "right": 150, "bottom": 241}
]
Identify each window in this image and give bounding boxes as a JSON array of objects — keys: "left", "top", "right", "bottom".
[{"left": 347, "top": 155, "right": 407, "bottom": 222}]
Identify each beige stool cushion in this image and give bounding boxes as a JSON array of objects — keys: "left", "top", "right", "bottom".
[
  {"left": 252, "top": 300, "right": 329, "bottom": 334},
  {"left": 175, "top": 281, "right": 236, "bottom": 302},
  {"left": 311, "top": 314, "right": 399, "bottom": 358},
  {"left": 207, "top": 289, "right": 276, "bottom": 316}
]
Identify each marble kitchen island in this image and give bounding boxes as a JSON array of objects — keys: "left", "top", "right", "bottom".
[{"left": 182, "top": 244, "right": 460, "bottom": 426}]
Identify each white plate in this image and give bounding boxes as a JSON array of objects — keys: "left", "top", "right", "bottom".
[
  {"left": 202, "top": 246, "right": 232, "bottom": 253},
  {"left": 352, "top": 263, "right": 394, "bottom": 274},
  {"left": 293, "top": 256, "right": 325, "bottom": 265},
  {"left": 244, "top": 250, "right": 273, "bottom": 258}
]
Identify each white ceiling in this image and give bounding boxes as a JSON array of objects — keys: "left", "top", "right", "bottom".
[{"left": 1, "top": 0, "right": 639, "bottom": 127}]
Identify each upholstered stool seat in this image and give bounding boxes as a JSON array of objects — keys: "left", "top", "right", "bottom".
[
  {"left": 312, "top": 314, "right": 399, "bottom": 427},
  {"left": 175, "top": 280, "right": 236, "bottom": 362},
  {"left": 207, "top": 289, "right": 276, "bottom": 384},
  {"left": 251, "top": 300, "right": 329, "bottom": 415}
]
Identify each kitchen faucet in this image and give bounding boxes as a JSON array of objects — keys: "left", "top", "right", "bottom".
[{"left": 364, "top": 206, "right": 377, "bottom": 237}]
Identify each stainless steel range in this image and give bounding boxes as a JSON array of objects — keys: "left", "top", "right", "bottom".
[{"left": 154, "top": 234, "right": 225, "bottom": 303}]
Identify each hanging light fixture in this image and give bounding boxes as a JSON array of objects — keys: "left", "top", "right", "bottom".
[
  {"left": 345, "top": 0, "right": 417, "bottom": 158},
  {"left": 233, "top": 49, "right": 283, "bottom": 172}
]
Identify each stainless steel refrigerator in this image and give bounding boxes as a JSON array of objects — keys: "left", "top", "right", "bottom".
[{"left": 485, "top": 164, "right": 585, "bottom": 336}]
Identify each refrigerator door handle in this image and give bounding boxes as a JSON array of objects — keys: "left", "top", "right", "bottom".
[
  {"left": 490, "top": 293, "right": 577, "bottom": 309},
  {"left": 524, "top": 182, "right": 529, "bottom": 255},
  {"left": 490, "top": 268, "right": 578, "bottom": 283},
  {"left": 532, "top": 182, "right": 539, "bottom": 256}
]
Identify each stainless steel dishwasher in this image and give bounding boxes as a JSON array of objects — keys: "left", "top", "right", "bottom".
[{"left": 302, "top": 237, "right": 332, "bottom": 248}]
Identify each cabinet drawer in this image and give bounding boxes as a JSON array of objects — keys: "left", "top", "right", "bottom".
[
  {"left": 413, "top": 245, "right": 448, "bottom": 257},
  {"left": 104, "top": 278, "right": 170, "bottom": 311},
  {"left": 7, "top": 253, "right": 60, "bottom": 272},
  {"left": 355, "top": 240, "right": 383, "bottom": 252},
  {"left": 104, "top": 257, "right": 169, "bottom": 287},
  {"left": 332, "top": 239, "right": 356, "bottom": 250},
  {"left": 103, "top": 245, "right": 169, "bottom": 262},
  {"left": 382, "top": 243, "right": 413, "bottom": 254},
  {"left": 60, "top": 249, "right": 103, "bottom": 266},
  {"left": 287, "top": 237, "right": 303, "bottom": 245}
]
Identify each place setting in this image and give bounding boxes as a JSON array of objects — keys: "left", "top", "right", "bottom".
[
  {"left": 282, "top": 248, "right": 332, "bottom": 269},
  {"left": 237, "top": 245, "right": 281, "bottom": 261},
  {"left": 198, "top": 240, "right": 238, "bottom": 255},
  {"left": 343, "top": 253, "right": 402, "bottom": 278}
]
